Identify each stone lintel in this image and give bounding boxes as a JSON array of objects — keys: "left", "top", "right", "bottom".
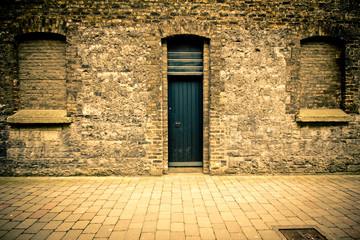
[
  {"left": 295, "top": 109, "right": 352, "bottom": 122},
  {"left": 7, "top": 109, "right": 72, "bottom": 124}
]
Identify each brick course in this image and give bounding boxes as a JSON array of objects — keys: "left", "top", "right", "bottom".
[{"left": 0, "top": 0, "right": 359, "bottom": 175}]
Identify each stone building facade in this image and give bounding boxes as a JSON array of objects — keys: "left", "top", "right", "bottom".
[{"left": 0, "top": 0, "right": 359, "bottom": 176}]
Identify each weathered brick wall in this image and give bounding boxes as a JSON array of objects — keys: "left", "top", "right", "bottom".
[
  {"left": 18, "top": 38, "right": 66, "bottom": 110},
  {"left": 299, "top": 39, "right": 343, "bottom": 109},
  {"left": 5, "top": 126, "right": 74, "bottom": 175},
  {"left": 0, "top": 0, "right": 359, "bottom": 175},
  {"left": 67, "top": 26, "right": 152, "bottom": 175}
]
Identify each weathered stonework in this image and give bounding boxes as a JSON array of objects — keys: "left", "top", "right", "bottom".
[{"left": 0, "top": 0, "right": 359, "bottom": 176}]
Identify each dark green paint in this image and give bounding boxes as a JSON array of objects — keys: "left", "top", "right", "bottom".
[{"left": 168, "top": 76, "right": 203, "bottom": 166}]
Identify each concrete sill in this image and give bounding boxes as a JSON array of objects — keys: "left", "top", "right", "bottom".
[
  {"left": 295, "top": 109, "right": 352, "bottom": 123},
  {"left": 7, "top": 110, "right": 72, "bottom": 124}
]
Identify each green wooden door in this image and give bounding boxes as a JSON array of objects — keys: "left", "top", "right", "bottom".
[{"left": 168, "top": 76, "right": 203, "bottom": 166}]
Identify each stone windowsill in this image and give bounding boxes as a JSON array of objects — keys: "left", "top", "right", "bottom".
[
  {"left": 295, "top": 109, "right": 352, "bottom": 123},
  {"left": 7, "top": 109, "right": 72, "bottom": 124}
]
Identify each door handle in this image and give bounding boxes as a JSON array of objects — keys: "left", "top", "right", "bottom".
[{"left": 175, "top": 122, "right": 181, "bottom": 128}]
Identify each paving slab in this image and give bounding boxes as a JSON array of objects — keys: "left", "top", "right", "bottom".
[{"left": 0, "top": 175, "right": 359, "bottom": 239}]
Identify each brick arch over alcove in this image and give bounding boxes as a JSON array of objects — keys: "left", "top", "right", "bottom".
[
  {"left": 14, "top": 17, "right": 68, "bottom": 38},
  {"left": 157, "top": 18, "right": 215, "bottom": 40},
  {"left": 285, "top": 24, "right": 359, "bottom": 114}
]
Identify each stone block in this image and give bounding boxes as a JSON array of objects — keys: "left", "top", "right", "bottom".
[
  {"left": 7, "top": 110, "right": 72, "bottom": 124},
  {"left": 295, "top": 109, "right": 353, "bottom": 122}
]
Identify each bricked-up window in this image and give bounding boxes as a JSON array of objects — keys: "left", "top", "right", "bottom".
[
  {"left": 299, "top": 37, "right": 345, "bottom": 109},
  {"left": 17, "top": 33, "right": 66, "bottom": 110}
]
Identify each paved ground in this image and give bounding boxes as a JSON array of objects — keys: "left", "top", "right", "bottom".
[{"left": 0, "top": 174, "right": 359, "bottom": 240}]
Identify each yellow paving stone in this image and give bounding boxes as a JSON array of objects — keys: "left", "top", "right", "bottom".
[
  {"left": 83, "top": 223, "right": 101, "bottom": 234},
  {"left": 145, "top": 213, "right": 159, "bottom": 221},
  {"left": 62, "top": 204, "right": 80, "bottom": 212},
  {"left": 65, "top": 213, "right": 81, "bottom": 222},
  {"left": 131, "top": 214, "right": 146, "bottom": 223},
  {"left": 170, "top": 231, "right": 186, "bottom": 240},
  {"left": 155, "top": 228, "right": 170, "bottom": 240},
  {"left": 23, "top": 222, "right": 47, "bottom": 234},
  {"left": 185, "top": 236, "right": 201, "bottom": 240},
  {"left": 209, "top": 213, "right": 223, "bottom": 224},
  {"left": 269, "top": 211, "right": 287, "bottom": 221},
  {"left": 172, "top": 204, "right": 183, "bottom": 213},
  {"left": 71, "top": 220, "right": 89, "bottom": 229},
  {"left": 95, "top": 226, "right": 113, "bottom": 238},
  {"left": 288, "top": 216, "right": 306, "bottom": 225},
  {"left": 258, "top": 230, "right": 282, "bottom": 240},
  {"left": 225, "top": 221, "right": 241, "bottom": 233},
  {"left": 90, "top": 215, "right": 106, "bottom": 224},
  {"left": 183, "top": 206, "right": 196, "bottom": 214},
  {"left": 55, "top": 222, "right": 74, "bottom": 232},
  {"left": 279, "top": 209, "right": 296, "bottom": 217},
  {"left": 327, "top": 227, "right": 350, "bottom": 238},
  {"left": 142, "top": 220, "right": 157, "bottom": 232},
  {"left": 86, "top": 205, "right": 101, "bottom": 213},
  {"left": 62, "top": 229, "right": 82, "bottom": 240},
  {"left": 184, "top": 223, "right": 200, "bottom": 236},
  {"left": 125, "top": 228, "right": 142, "bottom": 240},
  {"left": 42, "top": 220, "right": 62, "bottom": 230},
  {"left": 171, "top": 222, "right": 185, "bottom": 232},
  {"left": 197, "top": 216, "right": 211, "bottom": 228},
  {"left": 260, "top": 214, "right": 277, "bottom": 223},
  {"left": 114, "top": 219, "right": 131, "bottom": 231},
  {"left": 184, "top": 214, "right": 197, "bottom": 224},
  {"left": 182, "top": 201, "right": 193, "bottom": 207},
  {"left": 250, "top": 219, "right": 270, "bottom": 230},
  {"left": 103, "top": 216, "right": 118, "bottom": 225},
  {"left": 242, "top": 226, "right": 261, "bottom": 239},
  {"left": 213, "top": 228, "right": 231, "bottom": 240},
  {"left": 148, "top": 204, "right": 160, "bottom": 213},
  {"left": 73, "top": 207, "right": 89, "bottom": 214},
  {"left": 220, "top": 211, "right": 236, "bottom": 221},
  {"left": 226, "top": 201, "right": 240, "bottom": 210},
  {"left": 140, "top": 232, "right": 155, "bottom": 240},
  {"left": 244, "top": 211, "right": 260, "bottom": 219},
  {"left": 129, "top": 222, "right": 143, "bottom": 229},
  {"left": 239, "top": 203, "right": 254, "bottom": 212},
  {"left": 97, "top": 208, "right": 111, "bottom": 216},
  {"left": 160, "top": 204, "right": 171, "bottom": 212},
  {"left": 235, "top": 215, "right": 253, "bottom": 227},
  {"left": 120, "top": 210, "right": 135, "bottom": 220},
  {"left": 216, "top": 203, "right": 230, "bottom": 212},
  {"left": 199, "top": 227, "right": 215, "bottom": 239},
  {"left": 171, "top": 212, "right": 184, "bottom": 223},
  {"left": 48, "top": 205, "right": 66, "bottom": 213},
  {"left": 14, "top": 219, "right": 37, "bottom": 229},
  {"left": 31, "top": 229, "right": 53, "bottom": 239},
  {"left": 205, "top": 206, "right": 219, "bottom": 214},
  {"left": 46, "top": 231, "right": 66, "bottom": 240},
  {"left": 157, "top": 218, "right": 171, "bottom": 230},
  {"left": 204, "top": 200, "right": 216, "bottom": 207},
  {"left": 108, "top": 209, "right": 122, "bottom": 217}
]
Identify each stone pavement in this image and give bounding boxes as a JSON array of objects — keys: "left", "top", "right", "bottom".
[{"left": 0, "top": 174, "right": 359, "bottom": 240}]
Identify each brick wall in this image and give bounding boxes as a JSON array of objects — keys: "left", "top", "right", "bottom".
[
  {"left": 299, "top": 39, "right": 343, "bottom": 109},
  {"left": 0, "top": 0, "right": 359, "bottom": 175},
  {"left": 18, "top": 38, "right": 66, "bottom": 110}
]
